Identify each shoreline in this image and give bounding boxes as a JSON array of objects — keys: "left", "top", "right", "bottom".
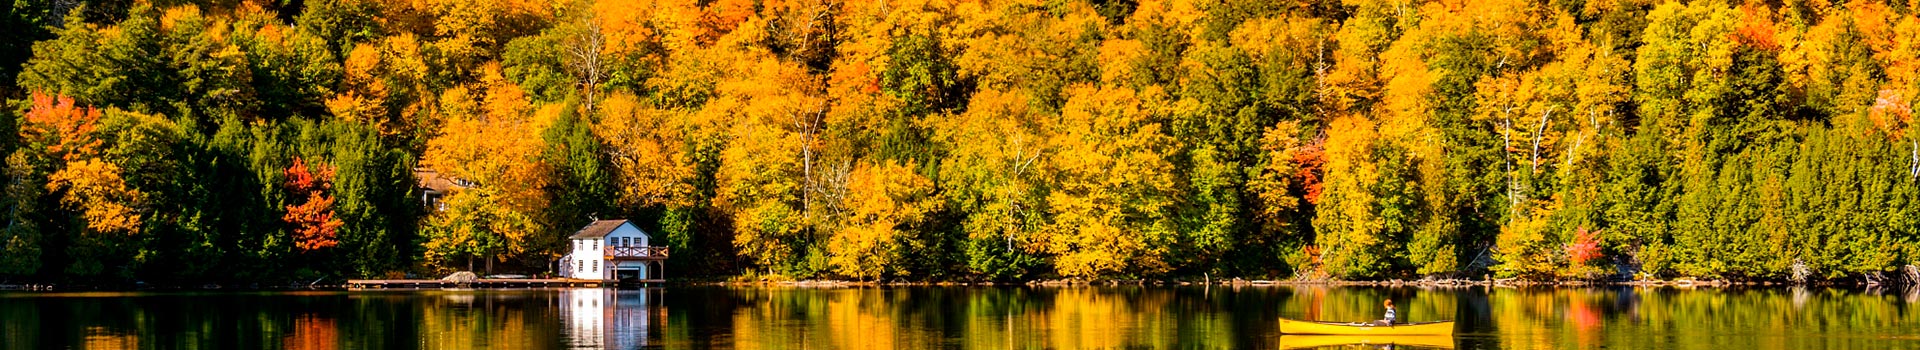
[
  {"left": 683, "top": 277, "right": 1911, "bottom": 289},
  {"left": 7, "top": 274, "right": 1916, "bottom": 292},
  {"left": 2, "top": 280, "right": 1910, "bottom": 292}
]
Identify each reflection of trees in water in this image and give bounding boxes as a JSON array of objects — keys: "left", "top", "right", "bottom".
[
  {"left": 1476, "top": 286, "right": 1920, "bottom": 349},
  {"left": 283, "top": 315, "right": 338, "bottom": 350},
  {"left": 709, "top": 287, "right": 1256, "bottom": 349},
  {"left": 1859, "top": 284, "right": 1920, "bottom": 305},
  {"left": 721, "top": 287, "right": 958, "bottom": 349},
  {"left": 1274, "top": 286, "right": 1459, "bottom": 324},
  {"left": 5, "top": 286, "right": 1919, "bottom": 349},
  {"left": 412, "top": 291, "right": 563, "bottom": 349},
  {"left": 84, "top": 327, "right": 139, "bottom": 350},
  {"left": 2, "top": 291, "right": 601, "bottom": 349}
]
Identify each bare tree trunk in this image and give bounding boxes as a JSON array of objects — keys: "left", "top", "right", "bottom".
[
  {"left": 800, "top": 110, "right": 817, "bottom": 225},
  {"left": 1490, "top": 62, "right": 1519, "bottom": 217},
  {"left": 793, "top": 96, "right": 829, "bottom": 244},
  {"left": 1564, "top": 109, "right": 1600, "bottom": 168},
  {"left": 566, "top": 13, "right": 607, "bottom": 114},
  {"left": 1531, "top": 107, "right": 1554, "bottom": 173},
  {"left": 1500, "top": 119, "right": 1517, "bottom": 214},
  {"left": 1007, "top": 135, "right": 1041, "bottom": 252}
]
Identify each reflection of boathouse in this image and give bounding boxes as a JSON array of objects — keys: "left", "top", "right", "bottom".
[
  {"left": 562, "top": 289, "right": 654, "bottom": 349},
  {"left": 560, "top": 219, "right": 668, "bottom": 282}
]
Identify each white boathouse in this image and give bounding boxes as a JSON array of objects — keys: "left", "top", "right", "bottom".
[{"left": 561, "top": 219, "right": 668, "bottom": 282}]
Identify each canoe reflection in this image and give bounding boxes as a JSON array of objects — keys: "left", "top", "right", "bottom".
[
  {"left": 1278, "top": 335, "right": 1455, "bottom": 349},
  {"left": 562, "top": 288, "right": 654, "bottom": 349}
]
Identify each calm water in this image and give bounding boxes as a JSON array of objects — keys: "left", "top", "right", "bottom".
[{"left": 3, "top": 285, "right": 1918, "bottom": 349}]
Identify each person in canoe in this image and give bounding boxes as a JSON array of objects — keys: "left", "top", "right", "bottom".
[{"left": 1377, "top": 299, "right": 1397, "bottom": 326}]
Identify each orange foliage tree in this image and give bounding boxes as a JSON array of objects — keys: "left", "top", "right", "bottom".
[
  {"left": 24, "top": 93, "right": 144, "bottom": 237},
  {"left": 284, "top": 157, "right": 344, "bottom": 252},
  {"left": 21, "top": 93, "right": 104, "bottom": 162}
]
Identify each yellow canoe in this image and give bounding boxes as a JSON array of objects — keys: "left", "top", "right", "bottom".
[
  {"left": 1278, "top": 334, "right": 1455, "bottom": 349},
  {"left": 1279, "top": 317, "right": 1455, "bottom": 336}
]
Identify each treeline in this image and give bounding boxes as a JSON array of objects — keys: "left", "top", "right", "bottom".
[{"left": 0, "top": 0, "right": 1916, "bottom": 284}]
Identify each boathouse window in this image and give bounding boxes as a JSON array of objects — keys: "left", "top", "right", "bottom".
[{"left": 593, "top": 260, "right": 599, "bottom": 273}]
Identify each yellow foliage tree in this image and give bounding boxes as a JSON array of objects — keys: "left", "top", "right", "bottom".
[
  {"left": 709, "top": 52, "right": 831, "bottom": 274},
  {"left": 47, "top": 159, "right": 144, "bottom": 237},
  {"left": 595, "top": 92, "right": 695, "bottom": 208},
  {"left": 932, "top": 89, "right": 1052, "bottom": 272},
  {"left": 1043, "top": 85, "right": 1180, "bottom": 278},
  {"left": 327, "top": 33, "right": 433, "bottom": 141},
  {"left": 1247, "top": 121, "right": 1312, "bottom": 231},
  {"left": 826, "top": 161, "right": 938, "bottom": 280},
  {"left": 422, "top": 63, "right": 553, "bottom": 268},
  {"left": 1309, "top": 114, "right": 1387, "bottom": 278}
]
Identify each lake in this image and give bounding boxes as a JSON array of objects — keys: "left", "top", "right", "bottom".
[{"left": 2, "top": 285, "right": 1917, "bottom": 349}]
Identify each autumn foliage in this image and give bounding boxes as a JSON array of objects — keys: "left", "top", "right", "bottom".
[
  {"left": 24, "top": 93, "right": 143, "bottom": 238},
  {"left": 284, "top": 157, "right": 343, "bottom": 252},
  {"left": 1566, "top": 228, "right": 1604, "bottom": 271},
  {"left": 5, "top": 0, "right": 1920, "bottom": 283},
  {"left": 22, "top": 93, "right": 103, "bottom": 161}
]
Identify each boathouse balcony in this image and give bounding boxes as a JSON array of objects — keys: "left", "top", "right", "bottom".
[{"left": 606, "top": 246, "right": 669, "bottom": 260}]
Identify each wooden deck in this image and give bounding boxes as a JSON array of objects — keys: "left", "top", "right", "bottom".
[{"left": 345, "top": 278, "right": 666, "bottom": 290}]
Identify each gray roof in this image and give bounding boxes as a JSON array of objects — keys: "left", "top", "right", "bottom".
[{"left": 568, "top": 219, "right": 632, "bottom": 239}]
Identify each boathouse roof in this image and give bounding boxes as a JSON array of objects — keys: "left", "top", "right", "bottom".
[{"left": 569, "top": 219, "right": 633, "bottom": 239}]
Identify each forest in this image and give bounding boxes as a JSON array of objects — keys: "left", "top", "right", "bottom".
[{"left": 0, "top": 0, "right": 1917, "bottom": 284}]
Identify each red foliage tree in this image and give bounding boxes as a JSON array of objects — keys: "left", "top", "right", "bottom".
[
  {"left": 284, "top": 157, "right": 342, "bottom": 252},
  {"left": 1565, "top": 227, "right": 1603, "bottom": 267},
  {"left": 1293, "top": 140, "right": 1327, "bottom": 205}
]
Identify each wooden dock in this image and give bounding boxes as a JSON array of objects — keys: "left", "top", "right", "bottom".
[{"left": 345, "top": 278, "right": 666, "bottom": 290}]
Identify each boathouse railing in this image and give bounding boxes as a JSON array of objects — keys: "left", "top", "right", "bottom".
[{"left": 605, "top": 246, "right": 669, "bottom": 260}]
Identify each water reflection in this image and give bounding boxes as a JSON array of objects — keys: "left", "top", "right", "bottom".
[
  {"left": 562, "top": 288, "right": 653, "bottom": 349},
  {"left": 283, "top": 315, "right": 337, "bottom": 350},
  {"left": 1, "top": 285, "right": 1917, "bottom": 349},
  {"left": 1276, "top": 335, "right": 1454, "bottom": 349}
]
